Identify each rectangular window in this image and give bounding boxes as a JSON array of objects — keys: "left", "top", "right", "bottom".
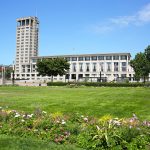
[
  {"left": 122, "top": 62, "right": 126, "bottom": 66},
  {"left": 113, "top": 56, "right": 119, "bottom": 60},
  {"left": 85, "top": 56, "right": 90, "bottom": 61},
  {"left": 121, "top": 55, "right": 127, "bottom": 60},
  {"left": 22, "top": 65, "right": 25, "bottom": 68},
  {"left": 32, "top": 59, "right": 37, "bottom": 63},
  {"left": 98, "top": 56, "right": 104, "bottom": 60},
  {"left": 85, "top": 74, "right": 89, "bottom": 77},
  {"left": 93, "top": 63, "right": 96, "bottom": 72},
  {"left": 114, "top": 62, "right": 119, "bottom": 72},
  {"left": 106, "top": 56, "right": 112, "bottom": 60},
  {"left": 100, "top": 62, "right": 104, "bottom": 72},
  {"left": 91, "top": 56, "right": 97, "bottom": 60},
  {"left": 79, "top": 63, "right": 83, "bottom": 72},
  {"left": 78, "top": 74, "right": 83, "bottom": 79},
  {"left": 78, "top": 57, "right": 84, "bottom": 61},
  {"left": 72, "top": 57, "right": 77, "bottom": 61},
  {"left": 65, "top": 74, "right": 69, "bottom": 79},
  {"left": 122, "top": 62, "right": 127, "bottom": 71},
  {"left": 86, "top": 63, "right": 90, "bottom": 72},
  {"left": 71, "top": 74, "right": 76, "bottom": 79},
  {"left": 72, "top": 63, "right": 76, "bottom": 72},
  {"left": 107, "top": 62, "right": 111, "bottom": 72}
]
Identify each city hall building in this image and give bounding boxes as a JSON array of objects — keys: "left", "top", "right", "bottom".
[{"left": 14, "top": 17, "right": 134, "bottom": 82}]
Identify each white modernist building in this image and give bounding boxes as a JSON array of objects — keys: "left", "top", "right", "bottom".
[
  {"left": 14, "top": 17, "right": 134, "bottom": 82},
  {"left": 15, "top": 16, "right": 39, "bottom": 76}
]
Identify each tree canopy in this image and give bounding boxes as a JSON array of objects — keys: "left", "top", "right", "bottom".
[
  {"left": 130, "top": 46, "right": 150, "bottom": 82},
  {"left": 36, "top": 57, "right": 70, "bottom": 82}
]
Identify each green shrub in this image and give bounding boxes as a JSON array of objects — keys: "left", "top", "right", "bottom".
[
  {"left": 47, "top": 81, "right": 150, "bottom": 87},
  {"left": 47, "top": 82, "right": 68, "bottom": 86},
  {"left": 0, "top": 108, "right": 150, "bottom": 149},
  {"left": 76, "top": 82, "right": 147, "bottom": 87}
]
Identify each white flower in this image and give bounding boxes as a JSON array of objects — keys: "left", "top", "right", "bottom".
[
  {"left": 133, "top": 113, "right": 138, "bottom": 119},
  {"left": 113, "top": 120, "right": 121, "bottom": 126},
  {"left": 56, "top": 120, "right": 60, "bottom": 123},
  {"left": 27, "top": 114, "right": 34, "bottom": 118},
  {"left": 83, "top": 117, "right": 88, "bottom": 122},
  {"left": 96, "top": 125, "right": 100, "bottom": 131},
  {"left": 61, "top": 120, "right": 66, "bottom": 125},
  {"left": 34, "top": 129, "right": 38, "bottom": 132},
  {"left": 21, "top": 119, "right": 25, "bottom": 122},
  {"left": 15, "top": 113, "right": 20, "bottom": 118},
  {"left": 42, "top": 111, "right": 47, "bottom": 114}
]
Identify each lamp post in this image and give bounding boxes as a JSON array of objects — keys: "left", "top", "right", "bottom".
[
  {"left": 12, "top": 62, "right": 15, "bottom": 85},
  {"left": 1, "top": 66, "right": 3, "bottom": 85}
]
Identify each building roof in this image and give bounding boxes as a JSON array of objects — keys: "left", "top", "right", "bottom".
[
  {"left": 31, "top": 52, "right": 131, "bottom": 59},
  {"left": 17, "top": 16, "right": 39, "bottom": 21}
]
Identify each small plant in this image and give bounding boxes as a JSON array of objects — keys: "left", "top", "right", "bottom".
[{"left": 0, "top": 107, "right": 149, "bottom": 149}]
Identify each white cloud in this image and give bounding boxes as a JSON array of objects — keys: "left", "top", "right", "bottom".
[
  {"left": 138, "top": 3, "right": 150, "bottom": 22},
  {"left": 90, "top": 3, "right": 150, "bottom": 34},
  {"left": 109, "top": 15, "right": 136, "bottom": 27},
  {"left": 90, "top": 25, "right": 113, "bottom": 34}
]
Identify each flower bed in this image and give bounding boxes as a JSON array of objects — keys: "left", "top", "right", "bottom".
[{"left": 0, "top": 107, "right": 150, "bottom": 149}]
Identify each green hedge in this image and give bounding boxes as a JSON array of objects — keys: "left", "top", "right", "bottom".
[
  {"left": 47, "top": 82, "right": 68, "bottom": 86},
  {"left": 77, "top": 82, "right": 149, "bottom": 87},
  {"left": 47, "top": 82, "right": 150, "bottom": 87}
]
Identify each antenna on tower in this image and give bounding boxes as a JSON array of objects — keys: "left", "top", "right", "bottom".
[{"left": 35, "top": 8, "right": 38, "bottom": 17}]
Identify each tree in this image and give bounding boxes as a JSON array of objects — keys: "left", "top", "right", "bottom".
[
  {"left": 36, "top": 57, "right": 70, "bottom": 82},
  {"left": 5, "top": 66, "right": 13, "bottom": 79},
  {"left": 144, "top": 45, "right": 150, "bottom": 61},
  {"left": 0, "top": 66, "right": 13, "bottom": 79},
  {"left": 130, "top": 46, "right": 150, "bottom": 83}
]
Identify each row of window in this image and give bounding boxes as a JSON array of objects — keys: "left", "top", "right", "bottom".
[
  {"left": 17, "top": 30, "right": 35, "bottom": 33},
  {"left": 17, "top": 26, "right": 38, "bottom": 30},
  {"left": 15, "top": 73, "right": 128, "bottom": 80},
  {"left": 66, "top": 55, "right": 127, "bottom": 61},
  {"left": 71, "top": 62, "right": 127, "bottom": 72}
]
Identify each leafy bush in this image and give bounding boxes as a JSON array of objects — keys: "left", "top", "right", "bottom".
[
  {"left": 76, "top": 82, "right": 148, "bottom": 87},
  {"left": 0, "top": 107, "right": 150, "bottom": 149},
  {"left": 47, "top": 82, "right": 68, "bottom": 86},
  {"left": 47, "top": 81, "right": 150, "bottom": 87}
]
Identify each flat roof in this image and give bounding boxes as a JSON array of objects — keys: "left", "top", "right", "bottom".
[
  {"left": 31, "top": 52, "right": 131, "bottom": 59},
  {"left": 17, "top": 16, "right": 38, "bottom": 21}
]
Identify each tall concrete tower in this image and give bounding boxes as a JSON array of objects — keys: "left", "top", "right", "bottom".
[{"left": 15, "top": 17, "right": 39, "bottom": 79}]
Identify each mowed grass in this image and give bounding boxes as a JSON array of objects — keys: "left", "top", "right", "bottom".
[
  {"left": 0, "top": 86, "right": 150, "bottom": 119},
  {"left": 0, "top": 134, "right": 83, "bottom": 150}
]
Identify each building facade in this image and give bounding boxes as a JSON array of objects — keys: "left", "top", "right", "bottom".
[
  {"left": 15, "top": 17, "right": 39, "bottom": 77},
  {"left": 14, "top": 53, "right": 134, "bottom": 82},
  {"left": 14, "top": 17, "right": 134, "bottom": 82}
]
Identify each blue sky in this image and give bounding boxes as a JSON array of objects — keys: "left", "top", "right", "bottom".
[{"left": 0, "top": 0, "right": 150, "bottom": 65}]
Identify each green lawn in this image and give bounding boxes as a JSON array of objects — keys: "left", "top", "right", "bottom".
[
  {"left": 0, "top": 86, "right": 150, "bottom": 119},
  {"left": 0, "top": 134, "right": 83, "bottom": 150}
]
